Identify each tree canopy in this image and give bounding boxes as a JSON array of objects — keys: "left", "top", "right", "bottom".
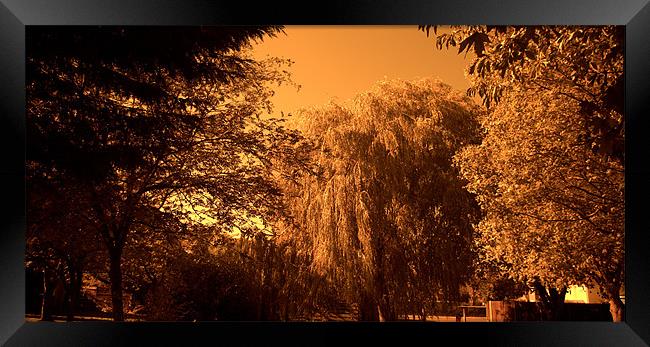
[
  {"left": 26, "top": 26, "right": 307, "bottom": 321},
  {"left": 279, "top": 79, "right": 482, "bottom": 320},
  {"left": 420, "top": 25, "right": 624, "bottom": 165},
  {"left": 456, "top": 85, "right": 624, "bottom": 291},
  {"left": 423, "top": 25, "right": 626, "bottom": 321}
]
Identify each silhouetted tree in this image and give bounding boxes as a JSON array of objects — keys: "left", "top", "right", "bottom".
[
  {"left": 26, "top": 26, "right": 307, "bottom": 321},
  {"left": 26, "top": 169, "right": 104, "bottom": 320}
]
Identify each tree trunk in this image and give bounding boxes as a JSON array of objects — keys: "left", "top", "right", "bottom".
[
  {"left": 108, "top": 247, "right": 125, "bottom": 321},
  {"left": 66, "top": 267, "right": 83, "bottom": 321},
  {"left": 283, "top": 301, "right": 290, "bottom": 321},
  {"left": 608, "top": 296, "right": 624, "bottom": 322},
  {"left": 549, "top": 287, "right": 567, "bottom": 321},
  {"left": 531, "top": 281, "right": 566, "bottom": 321},
  {"left": 359, "top": 292, "right": 379, "bottom": 321},
  {"left": 64, "top": 287, "right": 72, "bottom": 321},
  {"left": 40, "top": 269, "right": 53, "bottom": 321},
  {"left": 75, "top": 268, "right": 83, "bottom": 310},
  {"left": 377, "top": 297, "right": 396, "bottom": 321}
]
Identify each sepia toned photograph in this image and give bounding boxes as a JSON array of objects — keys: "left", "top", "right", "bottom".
[{"left": 25, "top": 25, "right": 624, "bottom": 323}]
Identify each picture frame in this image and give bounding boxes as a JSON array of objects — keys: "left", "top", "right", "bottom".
[{"left": 1, "top": 0, "right": 649, "bottom": 345}]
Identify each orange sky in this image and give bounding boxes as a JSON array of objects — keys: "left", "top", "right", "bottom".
[{"left": 251, "top": 26, "right": 474, "bottom": 117}]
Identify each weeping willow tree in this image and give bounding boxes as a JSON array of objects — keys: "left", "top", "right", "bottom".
[{"left": 281, "top": 79, "right": 482, "bottom": 321}]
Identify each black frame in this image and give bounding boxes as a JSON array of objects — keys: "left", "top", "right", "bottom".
[{"left": 1, "top": 0, "right": 649, "bottom": 346}]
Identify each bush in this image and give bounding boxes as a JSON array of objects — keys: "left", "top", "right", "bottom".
[{"left": 145, "top": 252, "right": 260, "bottom": 321}]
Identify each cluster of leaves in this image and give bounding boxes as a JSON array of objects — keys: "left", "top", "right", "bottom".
[
  {"left": 26, "top": 171, "right": 103, "bottom": 272},
  {"left": 420, "top": 25, "right": 624, "bottom": 164},
  {"left": 467, "top": 258, "right": 529, "bottom": 303}
]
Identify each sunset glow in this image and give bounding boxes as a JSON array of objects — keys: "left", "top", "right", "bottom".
[{"left": 252, "top": 26, "right": 473, "bottom": 116}]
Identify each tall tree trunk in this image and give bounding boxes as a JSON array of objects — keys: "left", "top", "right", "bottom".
[
  {"left": 40, "top": 269, "right": 53, "bottom": 321},
  {"left": 75, "top": 268, "right": 82, "bottom": 311},
  {"left": 257, "top": 268, "right": 265, "bottom": 320},
  {"left": 283, "top": 300, "right": 290, "bottom": 321},
  {"left": 64, "top": 286, "right": 72, "bottom": 321},
  {"left": 65, "top": 266, "right": 83, "bottom": 321},
  {"left": 373, "top": 247, "right": 395, "bottom": 322},
  {"left": 65, "top": 266, "right": 74, "bottom": 321},
  {"left": 108, "top": 247, "right": 125, "bottom": 321}
]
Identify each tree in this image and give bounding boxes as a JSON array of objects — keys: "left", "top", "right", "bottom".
[
  {"left": 468, "top": 258, "right": 529, "bottom": 304},
  {"left": 26, "top": 168, "right": 104, "bottom": 320},
  {"left": 117, "top": 205, "right": 190, "bottom": 315},
  {"left": 423, "top": 25, "right": 625, "bottom": 321},
  {"left": 139, "top": 239, "right": 261, "bottom": 321},
  {"left": 455, "top": 86, "right": 624, "bottom": 321},
  {"left": 26, "top": 26, "right": 307, "bottom": 321},
  {"left": 281, "top": 79, "right": 482, "bottom": 321},
  {"left": 420, "top": 25, "right": 624, "bottom": 165}
]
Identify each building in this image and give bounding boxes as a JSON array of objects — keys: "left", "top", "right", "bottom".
[{"left": 519, "top": 283, "right": 625, "bottom": 304}]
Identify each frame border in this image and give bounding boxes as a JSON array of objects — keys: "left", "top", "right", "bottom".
[{"left": 1, "top": 1, "right": 649, "bottom": 345}]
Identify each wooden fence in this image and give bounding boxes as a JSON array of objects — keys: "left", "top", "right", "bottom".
[{"left": 486, "top": 301, "right": 612, "bottom": 321}]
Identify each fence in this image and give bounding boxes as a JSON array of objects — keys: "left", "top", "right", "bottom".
[{"left": 486, "top": 301, "right": 612, "bottom": 321}]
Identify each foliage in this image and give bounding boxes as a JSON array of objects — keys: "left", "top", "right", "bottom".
[
  {"left": 280, "top": 78, "right": 482, "bottom": 320},
  {"left": 423, "top": 25, "right": 625, "bottom": 321},
  {"left": 26, "top": 169, "right": 105, "bottom": 319},
  {"left": 257, "top": 230, "right": 346, "bottom": 320},
  {"left": 142, "top": 244, "right": 259, "bottom": 321},
  {"left": 420, "top": 25, "right": 624, "bottom": 164},
  {"left": 26, "top": 26, "right": 307, "bottom": 320},
  {"left": 469, "top": 260, "right": 529, "bottom": 303},
  {"left": 455, "top": 85, "right": 624, "bottom": 315}
]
